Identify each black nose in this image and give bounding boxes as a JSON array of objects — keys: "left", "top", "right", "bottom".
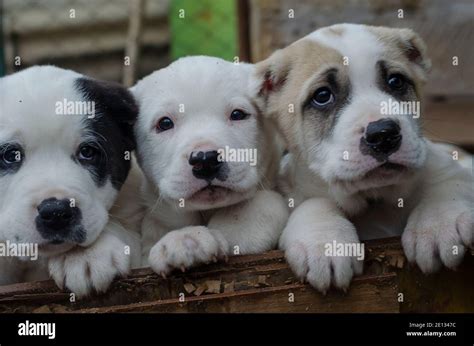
[
  {"left": 36, "top": 198, "right": 77, "bottom": 231},
  {"left": 363, "top": 118, "right": 402, "bottom": 156},
  {"left": 189, "top": 150, "right": 223, "bottom": 180}
]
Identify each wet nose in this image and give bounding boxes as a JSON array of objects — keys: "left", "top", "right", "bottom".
[
  {"left": 363, "top": 118, "right": 402, "bottom": 156},
  {"left": 36, "top": 197, "right": 77, "bottom": 230},
  {"left": 188, "top": 150, "right": 223, "bottom": 180}
]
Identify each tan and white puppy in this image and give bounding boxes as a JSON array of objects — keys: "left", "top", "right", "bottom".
[
  {"left": 132, "top": 56, "right": 288, "bottom": 275},
  {"left": 256, "top": 24, "right": 473, "bottom": 293}
]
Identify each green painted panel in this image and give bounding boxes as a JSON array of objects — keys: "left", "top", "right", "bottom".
[{"left": 170, "top": 0, "right": 238, "bottom": 61}]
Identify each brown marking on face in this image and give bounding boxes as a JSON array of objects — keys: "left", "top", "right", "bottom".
[
  {"left": 326, "top": 26, "right": 345, "bottom": 36},
  {"left": 257, "top": 39, "right": 344, "bottom": 155},
  {"left": 376, "top": 59, "right": 420, "bottom": 101},
  {"left": 366, "top": 26, "right": 431, "bottom": 90},
  {"left": 257, "top": 24, "right": 431, "bottom": 162}
]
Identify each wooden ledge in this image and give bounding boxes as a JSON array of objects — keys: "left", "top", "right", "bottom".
[{"left": 0, "top": 237, "right": 472, "bottom": 313}]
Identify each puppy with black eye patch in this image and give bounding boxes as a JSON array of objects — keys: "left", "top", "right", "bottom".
[
  {"left": 131, "top": 56, "right": 289, "bottom": 276},
  {"left": 0, "top": 66, "right": 143, "bottom": 297},
  {"left": 256, "top": 24, "right": 473, "bottom": 293}
]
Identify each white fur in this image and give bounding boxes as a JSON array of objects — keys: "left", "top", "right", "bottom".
[
  {"left": 306, "top": 25, "right": 427, "bottom": 195},
  {"left": 132, "top": 56, "right": 289, "bottom": 276},
  {"left": 0, "top": 66, "right": 142, "bottom": 296},
  {"left": 268, "top": 24, "right": 473, "bottom": 292}
]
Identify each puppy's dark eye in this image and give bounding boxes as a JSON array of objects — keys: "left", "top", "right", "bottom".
[
  {"left": 230, "top": 109, "right": 249, "bottom": 121},
  {"left": 2, "top": 147, "right": 22, "bottom": 164},
  {"left": 77, "top": 144, "right": 99, "bottom": 161},
  {"left": 387, "top": 74, "right": 406, "bottom": 90},
  {"left": 311, "top": 87, "right": 334, "bottom": 108},
  {"left": 157, "top": 117, "right": 174, "bottom": 132}
]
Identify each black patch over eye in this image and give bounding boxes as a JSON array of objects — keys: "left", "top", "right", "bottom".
[
  {"left": 75, "top": 77, "right": 137, "bottom": 190},
  {"left": 0, "top": 143, "right": 23, "bottom": 175},
  {"left": 387, "top": 74, "right": 407, "bottom": 91},
  {"left": 230, "top": 109, "right": 250, "bottom": 121},
  {"left": 311, "top": 87, "right": 335, "bottom": 108},
  {"left": 157, "top": 117, "right": 174, "bottom": 132},
  {"left": 77, "top": 144, "right": 100, "bottom": 162},
  {"left": 74, "top": 142, "right": 105, "bottom": 186}
]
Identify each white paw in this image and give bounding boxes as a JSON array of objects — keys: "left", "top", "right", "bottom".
[
  {"left": 48, "top": 234, "right": 130, "bottom": 298},
  {"left": 148, "top": 226, "right": 228, "bottom": 277},
  {"left": 402, "top": 201, "right": 473, "bottom": 273},
  {"left": 285, "top": 238, "right": 364, "bottom": 294}
]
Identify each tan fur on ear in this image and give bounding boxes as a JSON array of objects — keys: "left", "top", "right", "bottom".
[
  {"left": 255, "top": 49, "right": 292, "bottom": 100},
  {"left": 398, "top": 28, "right": 431, "bottom": 73},
  {"left": 368, "top": 26, "right": 431, "bottom": 83}
]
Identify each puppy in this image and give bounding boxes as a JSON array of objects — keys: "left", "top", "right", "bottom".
[
  {"left": 131, "top": 56, "right": 289, "bottom": 275},
  {"left": 0, "top": 66, "right": 142, "bottom": 296},
  {"left": 256, "top": 24, "right": 473, "bottom": 293}
]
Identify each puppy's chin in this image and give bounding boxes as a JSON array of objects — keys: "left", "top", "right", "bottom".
[
  {"left": 363, "top": 162, "right": 409, "bottom": 179},
  {"left": 181, "top": 186, "right": 255, "bottom": 211},
  {"left": 158, "top": 167, "right": 260, "bottom": 211},
  {"left": 357, "top": 164, "right": 415, "bottom": 190},
  {"left": 38, "top": 242, "right": 76, "bottom": 257},
  {"left": 1, "top": 225, "right": 79, "bottom": 258},
  {"left": 37, "top": 224, "right": 103, "bottom": 257},
  {"left": 317, "top": 154, "right": 425, "bottom": 193},
  {"left": 1, "top": 207, "right": 108, "bottom": 259}
]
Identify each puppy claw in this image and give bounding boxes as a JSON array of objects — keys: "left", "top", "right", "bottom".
[
  {"left": 161, "top": 272, "right": 167, "bottom": 279},
  {"left": 180, "top": 266, "right": 186, "bottom": 273},
  {"left": 212, "top": 256, "right": 218, "bottom": 263}
]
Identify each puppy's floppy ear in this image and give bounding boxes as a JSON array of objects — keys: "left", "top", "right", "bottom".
[
  {"left": 74, "top": 78, "right": 139, "bottom": 150},
  {"left": 255, "top": 49, "right": 292, "bottom": 104},
  {"left": 397, "top": 28, "right": 431, "bottom": 80}
]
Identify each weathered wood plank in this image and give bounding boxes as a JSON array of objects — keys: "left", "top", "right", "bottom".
[
  {"left": 398, "top": 253, "right": 474, "bottom": 313},
  {"left": 0, "top": 237, "right": 472, "bottom": 313},
  {"left": 75, "top": 274, "right": 398, "bottom": 313},
  {"left": 0, "top": 238, "right": 401, "bottom": 313},
  {"left": 3, "top": 0, "right": 170, "bottom": 34}
]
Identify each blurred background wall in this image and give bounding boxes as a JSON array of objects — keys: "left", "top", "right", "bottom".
[
  {"left": 1, "top": 0, "right": 244, "bottom": 81},
  {"left": 2, "top": 0, "right": 170, "bottom": 81},
  {"left": 1, "top": 0, "right": 472, "bottom": 151}
]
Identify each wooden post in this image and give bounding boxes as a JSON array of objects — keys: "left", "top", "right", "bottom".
[
  {"left": 237, "top": 0, "right": 251, "bottom": 62},
  {"left": 123, "top": 0, "right": 145, "bottom": 87},
  {"left": 0, "top": 1, "right": 5, "bottom": 76}
]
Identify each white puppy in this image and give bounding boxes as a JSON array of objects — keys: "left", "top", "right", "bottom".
[
  {"left": 0, "top": 66, "right": 142, "bottom": 296},
  {"left": 256, "top": 24, "right": 473, "bottom": 293},
  {"left": 131, "top": 56, "right": 289, "bottom": 275}
]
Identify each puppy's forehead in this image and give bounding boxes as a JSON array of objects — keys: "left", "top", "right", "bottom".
[
  {"left": 135, "top": 56, "right": 255, "bottom": 104},
  {"left": 0, "top": 66, "right": 86, "bottom": 145},
  {"left": 284, "top": 38, "right": 343, "bottom": 79},
  {"left": 303, "top": 24, "right": 419, "bottom": 70},
  {"left": 304, "top": 24, "right": 384, "bottom": 73},
  {"left": 133, "top": 57, "right": 258, "bottom": 127}
]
